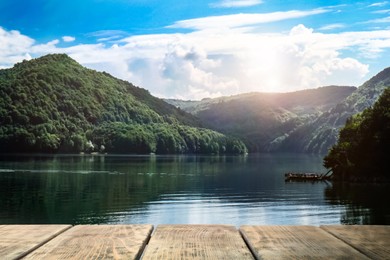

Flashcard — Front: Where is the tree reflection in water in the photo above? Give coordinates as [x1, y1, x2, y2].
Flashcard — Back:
[325, 183, 390, 224]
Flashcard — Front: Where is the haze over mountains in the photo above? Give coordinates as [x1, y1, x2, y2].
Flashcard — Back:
[0, 54, 388, 154]
[166, 68, 390, 153]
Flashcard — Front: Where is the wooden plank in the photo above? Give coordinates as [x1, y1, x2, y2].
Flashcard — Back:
[240, 225, 369, 260]
[142, 225, 254, 260]
[321, 225, 390, 260]
[0, 225, 71, 260]
[23, 225, 153, 260]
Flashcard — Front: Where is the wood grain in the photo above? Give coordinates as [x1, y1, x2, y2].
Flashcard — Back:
[240, 225, 369, 260]
[0, 225, 71, 260]
[321, 225, 390, 260]
[142, 224, 254, 260]
[23, 225, 153, 260]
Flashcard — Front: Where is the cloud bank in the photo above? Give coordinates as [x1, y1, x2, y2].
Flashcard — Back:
[1, 9, 390, 100]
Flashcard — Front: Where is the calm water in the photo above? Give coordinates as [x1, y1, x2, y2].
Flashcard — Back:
[0, 154, 389, 225]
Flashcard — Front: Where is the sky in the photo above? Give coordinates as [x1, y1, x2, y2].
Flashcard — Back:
[1, 0, 390, 100]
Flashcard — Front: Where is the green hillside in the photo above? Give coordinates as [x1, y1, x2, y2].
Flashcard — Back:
[167, 86, 356, 152]
[0, 54, 247, 154]
[282, 68, 390, 153]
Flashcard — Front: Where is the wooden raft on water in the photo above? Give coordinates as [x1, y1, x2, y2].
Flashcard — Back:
[285, 169, 333, 182]
[1, 224, 389, 259]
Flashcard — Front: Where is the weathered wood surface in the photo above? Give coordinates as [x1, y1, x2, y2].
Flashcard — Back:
[0, 225, 71, 260]
[321, 225, 390, 260]
[142, 225, 254, 260]
[23, 225, 153, 260]
[240, 225, 369, 259]
[1, 225, 390, 259]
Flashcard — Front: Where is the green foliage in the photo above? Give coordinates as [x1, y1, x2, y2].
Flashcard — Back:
[90, 122, 247, 154]
[0, 54, 246, 154]
[323, 87, 390, 180]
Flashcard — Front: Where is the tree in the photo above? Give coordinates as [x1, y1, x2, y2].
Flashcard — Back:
[323, 88, 390, 181]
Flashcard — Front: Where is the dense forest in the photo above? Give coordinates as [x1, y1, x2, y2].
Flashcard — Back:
[323, 88, 390, 181]
[0, 54, 247, 154]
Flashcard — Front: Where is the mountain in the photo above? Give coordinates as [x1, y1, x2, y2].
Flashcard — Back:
[166, 86, 357, 152]
[0, 54, 247, 154]
[281, 67, 390, 153]
[167, 67, 390, 154]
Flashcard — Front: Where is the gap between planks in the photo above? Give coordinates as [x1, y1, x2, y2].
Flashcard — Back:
[23, 225, 153, 260]
[320, 225, 390, 260]
[141, 224, 255, 260]
[240, 225, 371, 259]
[0, 225, 72, 260]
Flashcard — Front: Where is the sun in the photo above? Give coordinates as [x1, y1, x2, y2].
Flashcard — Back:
[264, 77, 282, 93]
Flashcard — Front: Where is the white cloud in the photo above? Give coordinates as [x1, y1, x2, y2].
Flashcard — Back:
[47, 39, 60, 45]
[87, 30, 129, 42]
[62, 36, 75, 42]
[368, 1, 388, 7]
[159, 43, 239, 99]
[318, 23, 345, 31]
[210, 0, 263, 8]
[88, 30, 128, 37]
[366, 16, 390, 23]
[168, 9, 329, 30]
[372, 9, 390, 13]
[0, 27, 34, 67]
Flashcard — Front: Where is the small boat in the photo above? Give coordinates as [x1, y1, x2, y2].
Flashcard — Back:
[285, 170, 332, 182]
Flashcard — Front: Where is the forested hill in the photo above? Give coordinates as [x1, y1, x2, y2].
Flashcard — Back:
[166, 86, 357, 153]
[0, 54, 247, 154]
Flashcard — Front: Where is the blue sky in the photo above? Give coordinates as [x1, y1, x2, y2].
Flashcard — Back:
[1, 0, 390, 99]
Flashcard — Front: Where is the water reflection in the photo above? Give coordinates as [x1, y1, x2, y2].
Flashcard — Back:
[0, 154, 388, 225]
[325, 183, 390, 224]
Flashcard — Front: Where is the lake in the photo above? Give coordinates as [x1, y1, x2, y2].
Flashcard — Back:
[0, 153, 389, 225]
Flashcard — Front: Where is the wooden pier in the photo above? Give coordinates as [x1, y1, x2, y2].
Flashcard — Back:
[1, 225, 389, 259]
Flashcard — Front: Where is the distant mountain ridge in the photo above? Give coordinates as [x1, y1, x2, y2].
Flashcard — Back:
[167, 86, 356, 115]
[166, 68, 390, 153]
